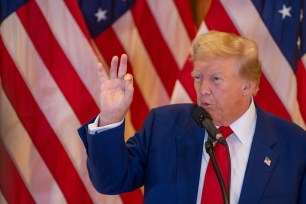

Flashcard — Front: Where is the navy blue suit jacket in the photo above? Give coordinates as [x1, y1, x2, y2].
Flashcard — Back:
[78, 104, 306, 203]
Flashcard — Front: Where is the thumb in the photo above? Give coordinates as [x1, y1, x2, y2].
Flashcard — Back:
[124, 73, 134, 99]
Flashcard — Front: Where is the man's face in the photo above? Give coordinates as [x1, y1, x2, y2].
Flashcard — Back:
[192, 57, 253, 126]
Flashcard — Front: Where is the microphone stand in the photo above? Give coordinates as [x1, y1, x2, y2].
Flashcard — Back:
[205, 139, 230, 204]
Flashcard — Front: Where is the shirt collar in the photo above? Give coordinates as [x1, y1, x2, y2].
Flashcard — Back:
[229, 98, 257, 144]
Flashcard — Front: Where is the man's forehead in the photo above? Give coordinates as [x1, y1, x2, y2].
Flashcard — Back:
[193, 58, 235, 69]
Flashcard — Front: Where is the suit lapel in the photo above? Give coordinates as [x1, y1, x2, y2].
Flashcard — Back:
[239, 108, 279, 204]
[176, 118, 204, 204]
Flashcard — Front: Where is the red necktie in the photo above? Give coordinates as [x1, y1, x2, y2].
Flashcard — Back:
[201, 126, 233, 204]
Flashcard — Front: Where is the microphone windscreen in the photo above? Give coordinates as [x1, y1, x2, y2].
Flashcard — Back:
[191, 106, 212, 127]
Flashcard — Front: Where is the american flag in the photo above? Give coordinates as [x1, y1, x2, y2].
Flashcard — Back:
[0, 0, 305, 204]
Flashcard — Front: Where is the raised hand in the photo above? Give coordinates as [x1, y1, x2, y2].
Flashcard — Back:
[97, 54, 134, 126]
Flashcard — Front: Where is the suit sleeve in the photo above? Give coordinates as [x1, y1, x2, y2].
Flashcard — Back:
[77, 111, 156, 194]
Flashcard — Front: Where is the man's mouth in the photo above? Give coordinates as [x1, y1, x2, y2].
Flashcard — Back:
[201, 102, 210, 107]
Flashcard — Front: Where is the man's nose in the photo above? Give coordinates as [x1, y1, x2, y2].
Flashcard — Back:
[200, 80, 211, 95]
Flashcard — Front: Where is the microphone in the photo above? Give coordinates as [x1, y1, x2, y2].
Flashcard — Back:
[191, 106, 227, 145]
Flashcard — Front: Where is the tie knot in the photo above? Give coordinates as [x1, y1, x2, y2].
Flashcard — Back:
[218, 126, 233, 138]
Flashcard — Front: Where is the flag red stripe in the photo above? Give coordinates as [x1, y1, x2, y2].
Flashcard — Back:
[173, 0, 197, 40]
[179, 59, 197, 102]
[131, 0, 179, 95]
[173, 0, 197, 103]
[296, 60, 306, 122]
[0, 139, 36, 204]
[95, 28, 149, 130]
[204, 0, 291, 121]
[254, 75, 291, 120]
[17, 1, 99, 124]
[205, 0, 239, 35]
[120, 191, 144, 204]
[0, 39, 93, 204]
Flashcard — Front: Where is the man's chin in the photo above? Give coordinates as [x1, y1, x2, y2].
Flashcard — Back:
[203, 108, 221, 124]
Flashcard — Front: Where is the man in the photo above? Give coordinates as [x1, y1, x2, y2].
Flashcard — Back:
[78, 31, 306, 203]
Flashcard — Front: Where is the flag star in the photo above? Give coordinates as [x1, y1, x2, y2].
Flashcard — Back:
[278, 4, 292, 20]
[95, 8, 107, 22]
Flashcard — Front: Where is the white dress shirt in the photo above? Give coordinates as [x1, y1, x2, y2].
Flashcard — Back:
[196, 100, 257, 204]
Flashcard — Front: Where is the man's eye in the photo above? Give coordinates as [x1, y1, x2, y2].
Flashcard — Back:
[211, 76, 223, 84]
[212, 76, 221, 81]
[193, 75, 201, 81]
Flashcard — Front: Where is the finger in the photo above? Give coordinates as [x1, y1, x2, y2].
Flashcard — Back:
[124, 73, 134, 100]
[118, 54, 128, 79]
[97, 63, 109, 83]
[109, 56, 118, 79]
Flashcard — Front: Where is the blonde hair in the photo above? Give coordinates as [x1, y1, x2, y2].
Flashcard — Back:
[190, 31, 261, 95]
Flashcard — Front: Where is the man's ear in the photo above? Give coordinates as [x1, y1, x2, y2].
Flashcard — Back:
[242, 80, 255, 96]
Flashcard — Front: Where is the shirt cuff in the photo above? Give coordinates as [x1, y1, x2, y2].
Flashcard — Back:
[88, 114, 124, 134]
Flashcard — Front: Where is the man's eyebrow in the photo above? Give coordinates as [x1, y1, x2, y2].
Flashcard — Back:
[191, 69, 201, 75]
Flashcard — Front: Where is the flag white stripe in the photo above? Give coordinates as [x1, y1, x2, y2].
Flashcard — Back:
[1, 13, 123, 203]
[35, 0, 100, 105]
[0, 191, 8, 204]
[222, 0, 306, 128]
[170, 80, 193, 104]
[0, 86, 67, 204]
[113, 11, 170, 108]
[197, 22, 209, 36]
[146, 0, 191, 68]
